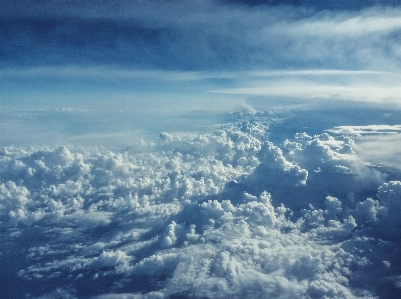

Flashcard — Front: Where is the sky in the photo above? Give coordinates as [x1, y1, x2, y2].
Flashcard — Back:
[1, 0, 401, 146]
[2, 0, 401, 112]
[1, 0, 401, 298]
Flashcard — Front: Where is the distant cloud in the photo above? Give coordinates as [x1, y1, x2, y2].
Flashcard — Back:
[329, 125, 401, 171]
[211, 82, 401, 103]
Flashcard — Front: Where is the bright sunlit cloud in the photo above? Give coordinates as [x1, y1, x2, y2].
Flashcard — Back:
[210, 81, 401, 102]
[209, 70, 401, 106]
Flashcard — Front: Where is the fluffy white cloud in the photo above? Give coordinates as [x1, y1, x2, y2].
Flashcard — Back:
[1, 110, 401, 298]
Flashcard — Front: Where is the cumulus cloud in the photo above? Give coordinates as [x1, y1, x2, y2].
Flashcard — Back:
[1, 110, 401, 298]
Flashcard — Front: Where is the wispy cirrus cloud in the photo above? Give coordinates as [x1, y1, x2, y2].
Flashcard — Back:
[2, 1, 401, 115]
[1, 2, 401, 71]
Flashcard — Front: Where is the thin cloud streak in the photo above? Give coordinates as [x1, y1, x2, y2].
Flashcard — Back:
[0, 66, 203, 82]
[210, 84, 401, 104]
[208, 69, 401, 105]
[1, 66, 398, 82]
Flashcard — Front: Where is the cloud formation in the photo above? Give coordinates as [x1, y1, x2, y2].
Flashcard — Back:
[1, 1, 401, 298]
[1, 110, 400, 298]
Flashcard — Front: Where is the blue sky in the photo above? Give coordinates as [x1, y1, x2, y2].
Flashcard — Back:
[1, 0, 401, 113]
[1, 0, 401, 148]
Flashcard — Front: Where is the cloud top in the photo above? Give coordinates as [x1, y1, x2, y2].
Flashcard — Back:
[1, 110, 401, 298]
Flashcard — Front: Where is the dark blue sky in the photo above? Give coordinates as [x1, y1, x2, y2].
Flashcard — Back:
[2, 0, 401, 71]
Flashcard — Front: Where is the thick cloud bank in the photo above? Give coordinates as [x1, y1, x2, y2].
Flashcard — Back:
[1, 111, 401, 298]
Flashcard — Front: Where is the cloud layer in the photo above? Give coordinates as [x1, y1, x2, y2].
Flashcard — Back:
[1, 110, 400, 298]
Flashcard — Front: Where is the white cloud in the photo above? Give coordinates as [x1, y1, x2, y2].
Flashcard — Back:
[328, 125, 401, 171]
[210, 80, 401, 104]
[89, 250, 132, 269]
[329, 125, 401, 136]
[1, 110, 401, 298]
